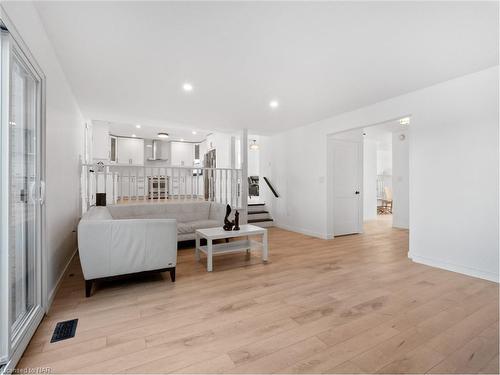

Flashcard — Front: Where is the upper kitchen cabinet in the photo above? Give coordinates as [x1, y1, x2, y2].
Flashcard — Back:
[116, 137, 144, 165]
[170, 141, 195, 166]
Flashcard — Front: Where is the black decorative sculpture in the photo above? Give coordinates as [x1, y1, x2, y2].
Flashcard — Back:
[233, 210, 240, 231]
[223, 204, 234, 231]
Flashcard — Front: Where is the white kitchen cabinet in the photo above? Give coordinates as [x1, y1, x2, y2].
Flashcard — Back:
[170, 142, 194, 166]
[118, 175, 146, 198]
[117, 137, 144, 165]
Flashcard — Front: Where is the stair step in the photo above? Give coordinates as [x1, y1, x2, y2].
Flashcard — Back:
[248, 218, 274, 223]
[248, 210, 268, 215]
[247, 212, 271, 220]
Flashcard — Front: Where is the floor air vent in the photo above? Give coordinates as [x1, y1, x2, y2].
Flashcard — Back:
[50, 319, 78, 343]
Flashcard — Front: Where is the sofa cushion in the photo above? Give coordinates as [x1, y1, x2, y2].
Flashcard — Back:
[190, 219, 220, 231]
[177, 219, 220, 235]
[174, 202, 211, 222]
[177, 222, 194, 234]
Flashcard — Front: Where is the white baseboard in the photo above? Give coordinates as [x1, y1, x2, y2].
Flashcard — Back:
[409, 253, 499, 283]
[275, 223, 330, 240]
[393, 224, 409, 229]
[46, 248, 78, 312]
[392, 220, 409, 229]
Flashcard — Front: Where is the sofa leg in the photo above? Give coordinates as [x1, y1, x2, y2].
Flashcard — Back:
[169, 268, 176, 282]
[85, 280, 93, 297]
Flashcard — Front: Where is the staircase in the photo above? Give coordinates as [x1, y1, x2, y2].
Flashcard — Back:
[247, 203, 274, 228]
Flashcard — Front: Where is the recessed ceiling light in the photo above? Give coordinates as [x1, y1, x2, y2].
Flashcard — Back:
[399, 117, 410, 125]
[183, 83, 193, 92]
[158, 132, 169, 138]
[269, 100, 279, 109]
[180, 138, 185, 142]
[132, 134, 137, 137]
[192, 130, 197, 135]
[135, 124, 141, 128]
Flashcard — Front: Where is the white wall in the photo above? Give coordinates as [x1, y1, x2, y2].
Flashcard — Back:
[392, 131, 409, 228]
[263, 66, 499, 281]
[363, 139, 378, 221]
[2, 2, 86, 304]
[91, 121, 109, 161]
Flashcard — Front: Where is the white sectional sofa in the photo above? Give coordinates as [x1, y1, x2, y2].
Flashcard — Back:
[77, 201, 226, 296]
[107, 201, 226, 241]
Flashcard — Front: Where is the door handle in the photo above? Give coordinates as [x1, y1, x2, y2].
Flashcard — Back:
[355, 191, 360, 195]
[29, 181, 36, 203]
[39, 181, 46, 205]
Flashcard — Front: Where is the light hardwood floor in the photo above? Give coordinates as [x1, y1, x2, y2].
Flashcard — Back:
[18, 218, 498, 374]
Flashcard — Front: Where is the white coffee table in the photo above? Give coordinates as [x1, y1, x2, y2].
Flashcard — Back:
[195, 224, 268, 272]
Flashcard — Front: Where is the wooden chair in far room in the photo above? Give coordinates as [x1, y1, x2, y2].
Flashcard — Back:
[380, 186, 393, 214]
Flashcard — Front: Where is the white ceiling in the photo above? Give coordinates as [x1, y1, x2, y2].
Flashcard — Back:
[35, 1, 498, 134]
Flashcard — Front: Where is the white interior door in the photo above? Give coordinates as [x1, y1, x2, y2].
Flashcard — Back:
[332, 138, 363, 236]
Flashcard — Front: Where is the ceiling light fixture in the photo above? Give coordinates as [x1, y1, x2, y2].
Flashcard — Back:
[192, 130, 197, 135]
[136, 124, 141, 128]
[158, 132, 169, 138]
[269, 100, 279, 109]
[249, 139, 259, 151]
[180, 138, 185, 142]
[399, 117, 410, 125]
[183, 83, 193, 92]
[131, 134, 137, 137]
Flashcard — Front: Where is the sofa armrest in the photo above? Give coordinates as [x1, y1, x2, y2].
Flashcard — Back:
[78, 218, 177, 280]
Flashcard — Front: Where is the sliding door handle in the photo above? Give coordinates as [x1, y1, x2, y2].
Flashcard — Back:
[39, 181, 46, 205]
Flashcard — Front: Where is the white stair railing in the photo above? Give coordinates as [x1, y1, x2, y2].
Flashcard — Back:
[81, 164, 242, 211]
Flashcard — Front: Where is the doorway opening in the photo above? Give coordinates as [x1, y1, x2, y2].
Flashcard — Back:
[327, 117, 409, 237]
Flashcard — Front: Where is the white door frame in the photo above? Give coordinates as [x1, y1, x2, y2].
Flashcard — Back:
[0, 8, 47, 373]
[326, 115, 411, 239]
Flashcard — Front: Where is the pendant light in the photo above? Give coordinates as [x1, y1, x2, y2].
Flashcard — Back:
[249, 139, 259, 150]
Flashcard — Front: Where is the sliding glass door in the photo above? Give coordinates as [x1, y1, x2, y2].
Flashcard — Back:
[0, 25, 45, 370]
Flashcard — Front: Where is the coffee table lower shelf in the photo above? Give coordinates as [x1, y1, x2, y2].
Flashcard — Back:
[197, 239, 262, 256]
[195, 225, 269, 272]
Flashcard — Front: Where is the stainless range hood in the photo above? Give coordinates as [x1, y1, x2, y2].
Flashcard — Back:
[147, 139, 168, 161]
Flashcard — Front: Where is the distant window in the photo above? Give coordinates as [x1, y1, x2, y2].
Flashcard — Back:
[110, 136, 116, 162]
